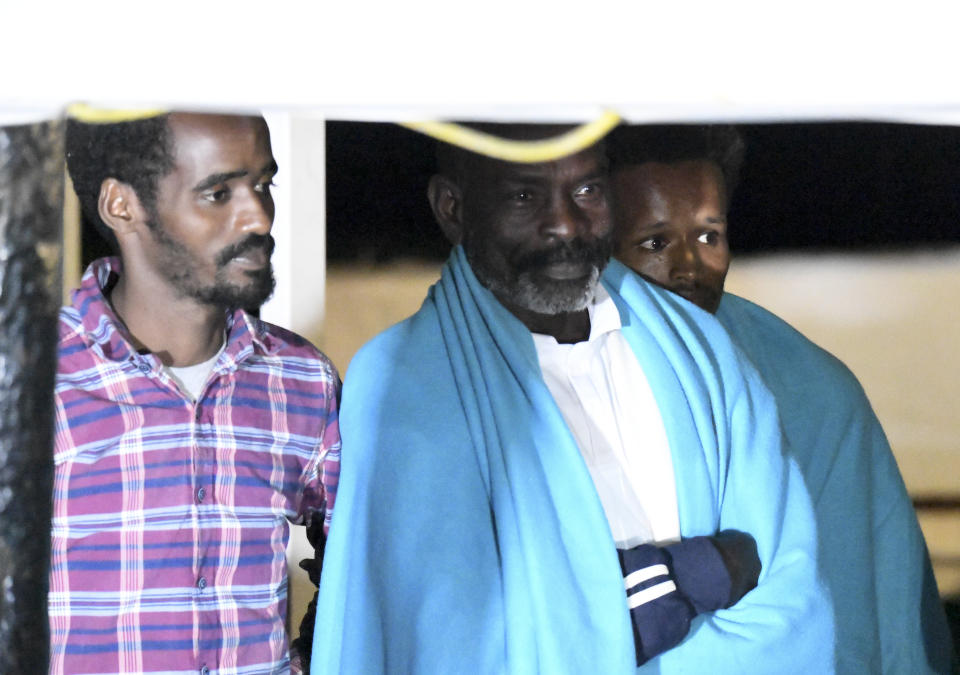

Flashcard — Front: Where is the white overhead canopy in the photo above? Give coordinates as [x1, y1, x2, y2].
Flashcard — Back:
[3, 0, 959, 126]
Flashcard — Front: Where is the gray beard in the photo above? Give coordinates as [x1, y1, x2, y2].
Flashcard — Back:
[470, 257, 601, 315]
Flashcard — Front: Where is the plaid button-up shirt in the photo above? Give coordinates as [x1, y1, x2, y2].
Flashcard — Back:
[49, 258, 341, 675]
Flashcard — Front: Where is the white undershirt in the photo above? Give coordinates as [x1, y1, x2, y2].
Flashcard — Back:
[165, 339, 226, 402]
[532, 286, 680, 548]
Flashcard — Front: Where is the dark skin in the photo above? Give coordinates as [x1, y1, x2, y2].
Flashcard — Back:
[611, 160, 730, 314]
[99, 113, 277, 366]
[429, 145, 612, 343]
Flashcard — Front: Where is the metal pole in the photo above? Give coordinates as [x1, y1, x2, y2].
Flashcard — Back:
[0, 119, 63, 674]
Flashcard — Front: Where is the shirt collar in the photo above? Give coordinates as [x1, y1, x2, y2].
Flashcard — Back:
[71, 257, 279, 364]
[587, 283, 622, 340]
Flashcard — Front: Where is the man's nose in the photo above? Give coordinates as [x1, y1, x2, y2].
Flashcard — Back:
[236, 188, 274, 235]
[669, 242, 701, 279]
[542, 195, 588, 241]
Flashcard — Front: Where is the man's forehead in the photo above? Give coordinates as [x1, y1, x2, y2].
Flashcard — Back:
[167, 113, 271, 152]
[614, 160, 721, 190]
[471, 145, 607, 183]
[164, 112, 273, 179]
[613, 160, 728, 216]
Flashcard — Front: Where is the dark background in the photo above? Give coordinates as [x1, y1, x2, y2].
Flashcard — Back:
[81, 120, 960, 265]
[324, 120, 960, 262]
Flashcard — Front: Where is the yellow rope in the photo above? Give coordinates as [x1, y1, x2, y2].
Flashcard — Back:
[66, 103, 168, 123]
[400, 110, 621, 163]
[63, 104, 620, 163]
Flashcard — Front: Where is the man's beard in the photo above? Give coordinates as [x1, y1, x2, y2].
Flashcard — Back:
[468, 237, 612, 315]
[148, 221, 276, 310]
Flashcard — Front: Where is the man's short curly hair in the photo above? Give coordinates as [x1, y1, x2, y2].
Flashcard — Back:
[65, 115, 176, 250]
[606, 124, 745, 199]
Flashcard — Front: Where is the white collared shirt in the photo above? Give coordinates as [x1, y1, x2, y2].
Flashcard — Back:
[532, 285, 680, 548]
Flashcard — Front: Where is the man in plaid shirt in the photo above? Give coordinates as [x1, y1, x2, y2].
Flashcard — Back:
[51, 112, 340, 674]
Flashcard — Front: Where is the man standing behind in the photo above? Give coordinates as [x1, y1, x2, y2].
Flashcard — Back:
[609, 123, 955, 673]
[313, 125, 832, 673]
[52, 112, 341, 674]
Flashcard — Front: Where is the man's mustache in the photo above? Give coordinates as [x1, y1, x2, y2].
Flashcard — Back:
[515, 238, 612, 275]
[216, 234, 275, 267]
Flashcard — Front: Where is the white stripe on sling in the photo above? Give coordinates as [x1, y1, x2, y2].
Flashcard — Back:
[627, 580, 677, 609]
[624, 563, 669, 591]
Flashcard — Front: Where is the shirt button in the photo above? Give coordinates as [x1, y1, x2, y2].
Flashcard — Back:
[200, 667, 210, 675]
[138, 361, 150, 373]
[197, 576, 207, 590]
[195, 407, 202, 421]
[196, 486, 206, 502]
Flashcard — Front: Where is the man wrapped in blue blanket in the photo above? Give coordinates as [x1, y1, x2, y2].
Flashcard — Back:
[608, 123, 955, 673]
[312, 125, 834, 673]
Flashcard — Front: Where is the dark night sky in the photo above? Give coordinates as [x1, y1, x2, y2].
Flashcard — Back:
[324, 120, 960, 262]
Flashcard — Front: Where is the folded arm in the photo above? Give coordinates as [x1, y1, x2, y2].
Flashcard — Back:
[618, 531, 760, 665]
[639, 375, 834, 673]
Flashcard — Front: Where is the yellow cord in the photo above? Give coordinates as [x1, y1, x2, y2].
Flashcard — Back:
[400, 110, 621, 163]
[63, 104, 620, 163]
[66, 103, 168, 123]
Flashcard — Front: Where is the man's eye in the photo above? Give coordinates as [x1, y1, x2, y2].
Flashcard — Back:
[254, 180, 277, 194]
[698, 231, 719, 245]
[640, 237, 667, 252]
[575, 182, 605, 203]
[511, 190, 533, 202]
[204, 187, 230, 203]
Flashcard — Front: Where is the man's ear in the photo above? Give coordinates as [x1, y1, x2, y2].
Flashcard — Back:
[97, 178, 148, 239]
[428, 174, 464, 245]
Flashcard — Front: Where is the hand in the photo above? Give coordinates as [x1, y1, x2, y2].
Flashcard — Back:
[710, 529, 761, 607]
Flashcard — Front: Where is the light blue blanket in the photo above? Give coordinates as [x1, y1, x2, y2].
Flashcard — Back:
[716, 293, 954, 674]
[313, 249, 833, 674]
